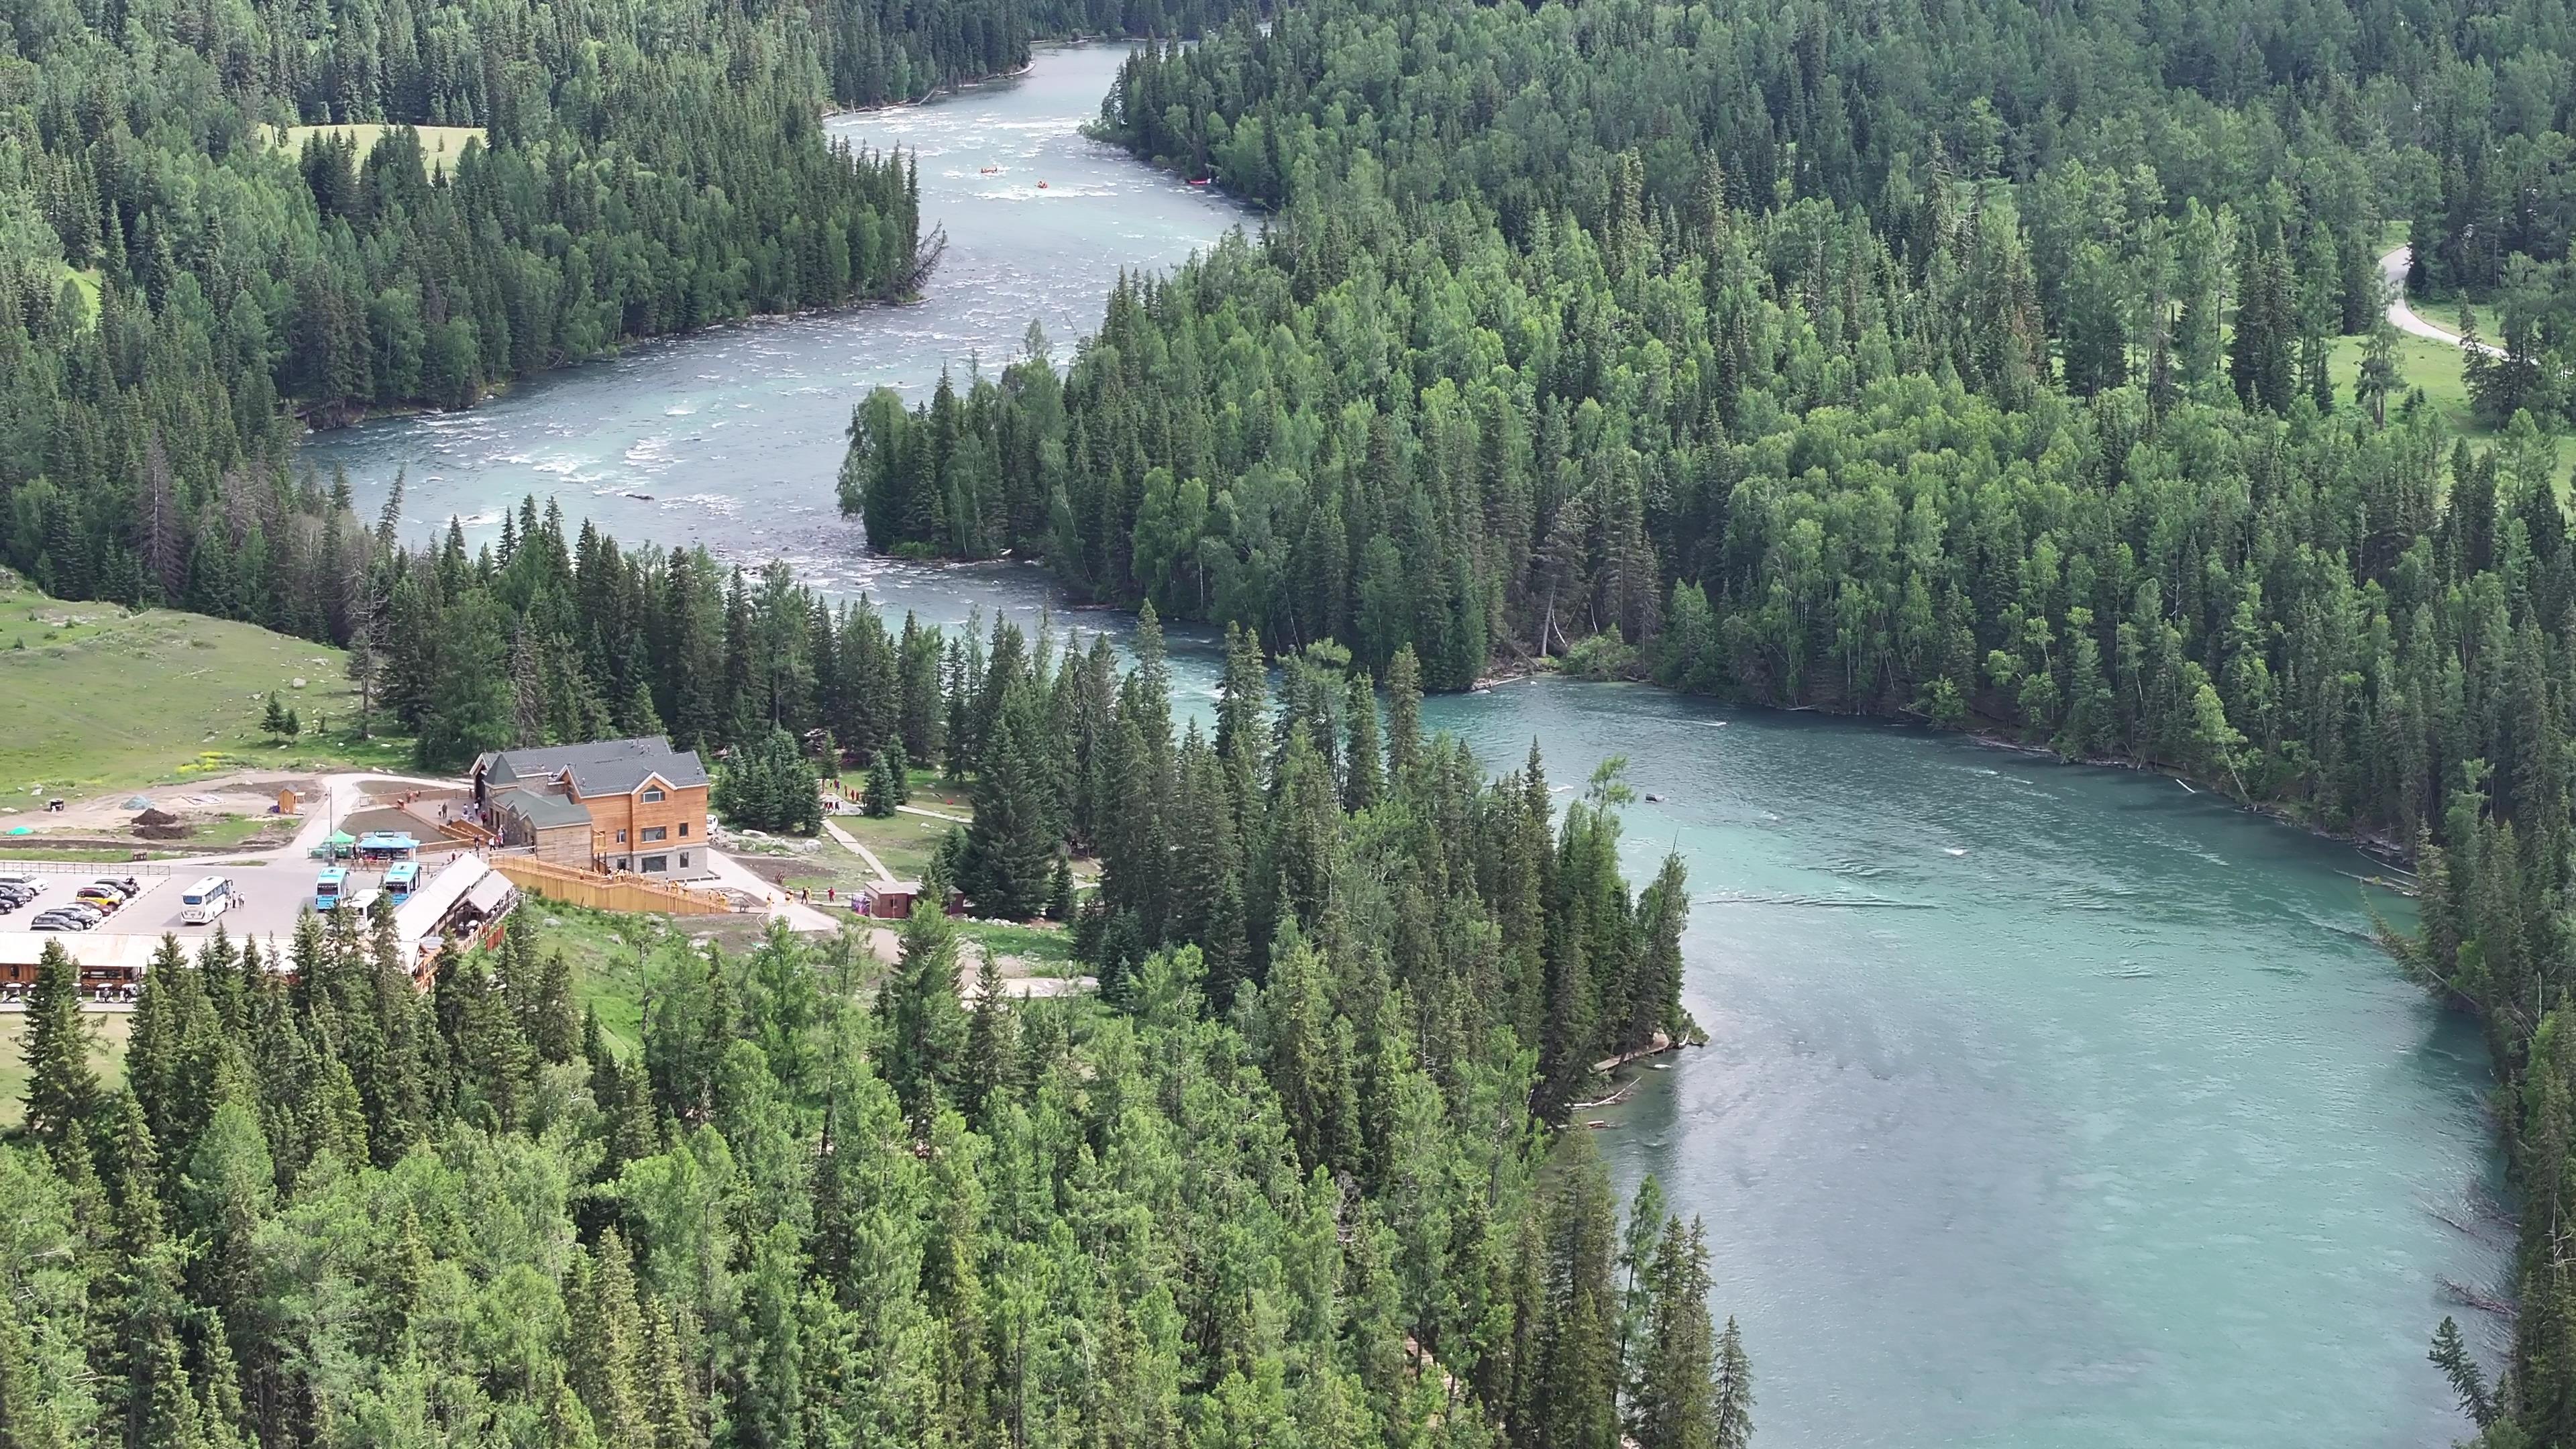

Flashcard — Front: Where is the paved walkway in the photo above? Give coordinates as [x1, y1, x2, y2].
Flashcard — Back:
[821, 820, 900, 888]
[2378, 246, 2504, 357]
[896, 803, 971, 824]
[698, 849, 842, 933]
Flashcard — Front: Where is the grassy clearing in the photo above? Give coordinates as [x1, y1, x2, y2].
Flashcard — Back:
[954, 918, 1076, 971]
[830, 809, 960, 881]
[0, 582, 415, 797]
[513, 904, 653, 1056]
[262, 123, 486, 180]
[826, 766, 973, 811]
[0, 1012, 131, 1130]
[496, 902, 810, 1058]
[2325, 328, 2576, 493]
[189, 815, 294, 849]
[54, 264, 100, 327]
[775, 832, 1078, 973]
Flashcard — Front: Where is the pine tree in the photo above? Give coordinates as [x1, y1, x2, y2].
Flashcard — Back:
[571, 1230, 653, 1448]
[960, 947, 1016, 1127]
[1521, 1130, 1622, 1449]
[864, 744, 906, 817]
[959, 686, 1057, 918]
[2430, 1316, 2498, 1430]
[1343, 669, 1383, 813]
[1384, 644, 1424, 782]
[1713, 1315, 1755, 1449]
[19, 940, 100, 1159]
[2059, 241, 2129, 397]
[1633, 1217, 1723, 1449]
[1264, 924, 1356, 1169]
[875, 900, 967, 1122]
[1216, 622, 1265, 767]
[1045, 852, 1075, 922]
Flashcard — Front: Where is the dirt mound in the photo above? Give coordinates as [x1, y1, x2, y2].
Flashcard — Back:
[132, 808, 180, 826]
[133, 823, 193, 841]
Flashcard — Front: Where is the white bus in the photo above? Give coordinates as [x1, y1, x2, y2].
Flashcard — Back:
[180, 876, 235, 924]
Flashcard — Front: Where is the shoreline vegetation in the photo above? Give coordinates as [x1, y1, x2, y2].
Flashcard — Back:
[11, 0, 2576, 1440]
[831, 7, 2576, 1439]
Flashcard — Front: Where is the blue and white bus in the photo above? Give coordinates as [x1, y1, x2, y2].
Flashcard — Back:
[314, 867, 348, 910]
[384, 861, 421, 902]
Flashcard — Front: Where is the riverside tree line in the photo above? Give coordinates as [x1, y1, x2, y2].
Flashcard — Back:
[833, 0, 2576, 1437]
[3, 597, 1745, 1448]
[0, 0, 1267, 610]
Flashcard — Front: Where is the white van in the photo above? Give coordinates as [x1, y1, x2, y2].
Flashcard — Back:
[179, 876, 235, 924]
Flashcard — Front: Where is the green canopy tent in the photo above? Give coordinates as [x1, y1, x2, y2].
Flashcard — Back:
[309, 830, 358, 859]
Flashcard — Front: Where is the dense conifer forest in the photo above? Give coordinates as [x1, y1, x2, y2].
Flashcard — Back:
[3, 583, 1737, 1447]
[13, 0, 2576, 1437]
[828, 0, 2576, 1438]
[0, 0, 1264, 610]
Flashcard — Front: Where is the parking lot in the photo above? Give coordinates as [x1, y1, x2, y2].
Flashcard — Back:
[1, 860, 401, 952]
[0, 866, 174, 932]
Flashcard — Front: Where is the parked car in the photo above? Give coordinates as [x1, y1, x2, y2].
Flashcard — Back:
[42, 902, 104, 924]
[30, 914, 93, 932]
[72, 891, 122, 913]
[89, 877, 142, 898]
[0, 884, 39, 906]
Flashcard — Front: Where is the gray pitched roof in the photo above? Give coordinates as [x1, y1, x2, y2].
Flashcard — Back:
[478, 735, 709, 796]
[490, 786, 593, 829]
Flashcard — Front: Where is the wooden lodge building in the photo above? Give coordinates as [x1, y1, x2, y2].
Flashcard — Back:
[471, 736, 716, 881]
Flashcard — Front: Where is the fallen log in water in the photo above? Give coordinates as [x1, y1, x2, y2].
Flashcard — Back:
[2440, 1276, 2515, 1319]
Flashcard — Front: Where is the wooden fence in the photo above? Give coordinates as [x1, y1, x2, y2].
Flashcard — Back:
[489, 855, 733, 916]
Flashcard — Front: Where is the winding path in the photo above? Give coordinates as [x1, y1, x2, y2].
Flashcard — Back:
[2377, 246, 2503, 357]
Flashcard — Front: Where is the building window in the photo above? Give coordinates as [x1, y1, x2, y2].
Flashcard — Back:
[643, 788, 665, 803]
[679, 822, 690, 837]
[641, 826, 668, 843]
[643, 855, 669, 873]
[679, 853, 691, 869]
[615, 829, 627, 843]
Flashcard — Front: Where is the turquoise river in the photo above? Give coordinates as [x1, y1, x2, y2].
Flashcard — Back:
[305, 43, 2512, 1449]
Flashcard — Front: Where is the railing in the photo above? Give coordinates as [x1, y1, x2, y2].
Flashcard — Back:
[0, 859, 177, 877]
[488, 855, 732, 916]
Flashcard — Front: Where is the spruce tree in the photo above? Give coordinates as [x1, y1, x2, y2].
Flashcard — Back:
[1634, 1216, 1723, 1449]
[1523, 1130, 1622, 1449]
[1384, 644, 1424, 782]
[875, 901, 967, 1122]
[959, 686, 1057, 918]
[864, 745, 904, 817]
[1713, 1314, 1755, 1449]
[570, 1231, 653, 1447]
[1344, 669, 1383, 813]
[960, 948, 1016, 1127]
[1045, 852, 1075, 922]
[1215, 623, 1265, 767]
[19, 940, 100, 1159]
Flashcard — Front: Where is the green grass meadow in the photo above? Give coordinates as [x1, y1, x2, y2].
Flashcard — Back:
[0, 583, 415, 797]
